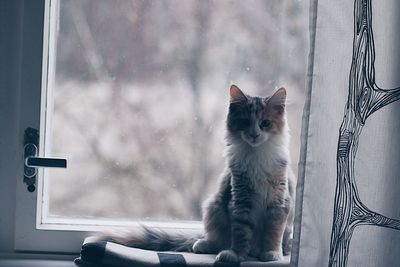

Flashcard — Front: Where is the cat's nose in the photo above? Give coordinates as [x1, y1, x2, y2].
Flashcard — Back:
[250, 133, 260, 139]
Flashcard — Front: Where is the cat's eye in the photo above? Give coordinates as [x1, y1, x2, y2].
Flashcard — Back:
[260, 119, 271, 129]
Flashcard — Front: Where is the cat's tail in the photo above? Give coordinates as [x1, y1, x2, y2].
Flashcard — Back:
[93, 226, 202, 252]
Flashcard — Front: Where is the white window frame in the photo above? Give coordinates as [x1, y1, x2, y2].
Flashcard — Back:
[13, 0, 202, 254]
[13, 0, 87, 254]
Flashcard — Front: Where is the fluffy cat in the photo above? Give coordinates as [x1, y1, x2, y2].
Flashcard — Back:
[95, 85, 295, 263]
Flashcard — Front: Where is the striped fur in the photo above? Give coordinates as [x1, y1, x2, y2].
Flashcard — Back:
[92, 226, 201, 252]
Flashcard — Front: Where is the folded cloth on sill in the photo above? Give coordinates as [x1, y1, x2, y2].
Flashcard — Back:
[74, 238, 290, 267]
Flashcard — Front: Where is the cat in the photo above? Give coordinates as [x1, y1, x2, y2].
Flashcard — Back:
[191, 85, 295, 262]
[95, 85, 295, 263]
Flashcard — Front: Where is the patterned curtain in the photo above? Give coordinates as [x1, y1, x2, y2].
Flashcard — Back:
[292, 0, 400, 266]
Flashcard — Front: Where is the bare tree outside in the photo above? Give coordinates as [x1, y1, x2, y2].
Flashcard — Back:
[46, 0, 308, 223]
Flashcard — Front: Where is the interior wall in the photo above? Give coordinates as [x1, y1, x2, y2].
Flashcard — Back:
[0, 0, 24, 253]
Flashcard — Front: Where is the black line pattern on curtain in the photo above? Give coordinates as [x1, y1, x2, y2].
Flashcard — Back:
[328, 0, 400, 266]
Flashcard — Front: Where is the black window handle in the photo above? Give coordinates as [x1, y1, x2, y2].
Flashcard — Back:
[25, 156, 67, 168]
[23, 128, 68, 192]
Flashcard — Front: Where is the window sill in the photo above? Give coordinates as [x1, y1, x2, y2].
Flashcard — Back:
[0, 253, 77, 267]
[0, 259, 75, 267]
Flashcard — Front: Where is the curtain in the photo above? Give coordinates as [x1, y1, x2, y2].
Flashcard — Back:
[291, 0, 400, 266]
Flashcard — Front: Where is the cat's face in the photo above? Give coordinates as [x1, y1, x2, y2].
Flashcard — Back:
[227, 85, 286, 147]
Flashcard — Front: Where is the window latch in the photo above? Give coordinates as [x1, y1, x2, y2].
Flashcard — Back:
[24, 127, 67, 192]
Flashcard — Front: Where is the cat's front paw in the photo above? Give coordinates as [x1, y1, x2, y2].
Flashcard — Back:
[192, 239, 209, 254]
[216, 249, 245, 262]
[259, 250, 283, 262]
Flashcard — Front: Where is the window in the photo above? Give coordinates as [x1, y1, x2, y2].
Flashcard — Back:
[14, 0, 307, 253]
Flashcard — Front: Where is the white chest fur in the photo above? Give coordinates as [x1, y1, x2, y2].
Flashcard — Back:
[227, 133, 290, 204]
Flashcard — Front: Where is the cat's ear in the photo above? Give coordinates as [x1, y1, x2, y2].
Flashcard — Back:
[230, 85, 247, 103]
[266, 87, 286, 114]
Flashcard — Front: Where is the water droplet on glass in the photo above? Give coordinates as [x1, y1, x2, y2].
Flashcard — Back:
[246, 66, 251, 71]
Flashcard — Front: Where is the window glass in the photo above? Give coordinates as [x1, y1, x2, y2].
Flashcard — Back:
[45, 0, 307, 224]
